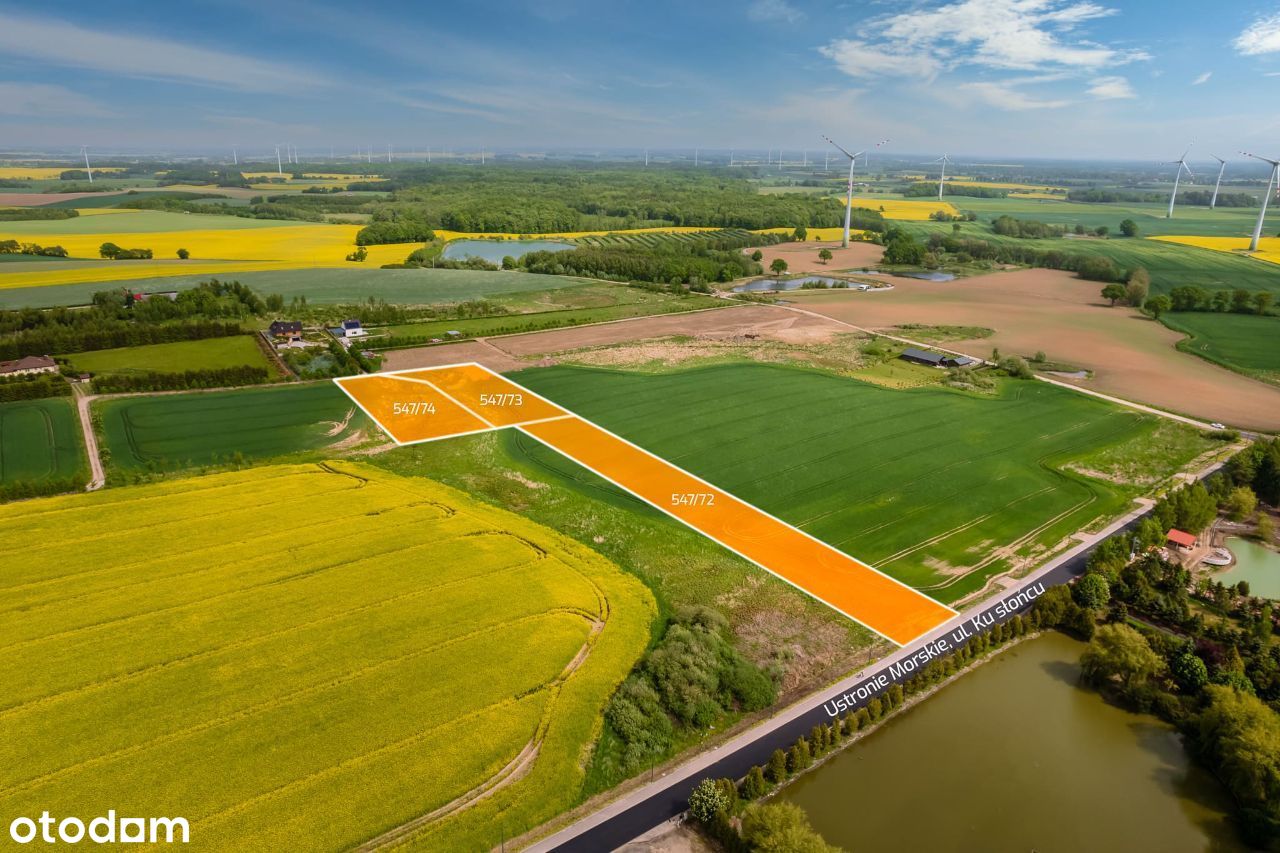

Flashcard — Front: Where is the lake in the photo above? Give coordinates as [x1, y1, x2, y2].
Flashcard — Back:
[1216, 536, 1280, 599]
[733, 275, 852, 292]
[781, 632, 1242, 852]
[441, 239, 574, 263]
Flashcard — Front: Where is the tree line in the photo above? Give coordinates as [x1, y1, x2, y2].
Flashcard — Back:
[91, 365, 270, 394]
[1168, 286, 1274, 316]
[0, 240, 68, 257]
[0, 373, 71, 402]
[0, 207, 78, 221]
[0, 320, 246, 361]
[1068, 188, 1259, 207]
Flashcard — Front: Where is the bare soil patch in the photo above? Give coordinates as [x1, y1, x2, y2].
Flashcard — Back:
[746, 240, 883, 274]
[0, 192, 105, 206]
[378, 339, 522, 373]
[791, 268, 1280, 431]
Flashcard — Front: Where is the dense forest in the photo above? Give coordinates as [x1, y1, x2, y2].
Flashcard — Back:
[347, 165, 848, 242]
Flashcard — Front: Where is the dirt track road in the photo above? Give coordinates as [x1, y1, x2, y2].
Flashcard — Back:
[72, 385, 104, 491]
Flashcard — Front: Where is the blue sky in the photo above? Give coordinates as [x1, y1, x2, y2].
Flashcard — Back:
[2, 0, 1279, 160]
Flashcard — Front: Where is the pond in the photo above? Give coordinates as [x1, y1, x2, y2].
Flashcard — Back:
[781, 632, 1243, 852]
[898, 270, 956, 281]
[1215, 536, 1280, 599]
[732, 275, 852, 292]
[441, 239, 574, 264]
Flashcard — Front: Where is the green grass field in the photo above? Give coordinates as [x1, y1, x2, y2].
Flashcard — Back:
[511, 363, 1214, 602]
[0, 267, 597, 309]
[66, 335, 278, 376]
[0, 462, 652, 851]
[0, 397, 84, 486]
[96, 382, 367, 472]
[1161, 312, 1280, 383]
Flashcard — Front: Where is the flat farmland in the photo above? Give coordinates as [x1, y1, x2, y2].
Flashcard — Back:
[66, 335, 278, 376]
[96, 382, 367, 471]
[0, 397, 84, 486]
[1161, 312, 1280, 383]
[790, 268, 1280, 430]
[512, 363, 1211, 602]
[0, 462, 652, 851]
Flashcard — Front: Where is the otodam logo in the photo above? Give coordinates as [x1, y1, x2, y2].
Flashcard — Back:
[9, 812, 189, 845]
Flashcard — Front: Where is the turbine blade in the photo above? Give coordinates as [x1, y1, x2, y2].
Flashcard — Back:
[821, 135, 857, 160]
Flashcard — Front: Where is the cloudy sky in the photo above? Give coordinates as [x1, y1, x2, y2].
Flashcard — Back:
[2, 0, 1279, 160]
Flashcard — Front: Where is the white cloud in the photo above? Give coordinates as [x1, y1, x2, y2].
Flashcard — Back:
[1235, 12, 1280, 55]
[747, 0, 805, 24]
[0, 82, 113, 117]
[0, 13, 328, 92]
[818, 40, 941, 78]
[1191, 71, 1212, 85]
[821, 0, 1147, 80]
[957, 80, 1071, 109]
[1086, 75, 1136, 99]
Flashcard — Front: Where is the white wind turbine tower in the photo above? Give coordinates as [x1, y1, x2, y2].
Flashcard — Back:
[1241, 151, 1280, 252]
[865, 139, 889, 173]
[822, 135, 868, 248]
[1164, 145, 1194, 218]
[1209, 155, 1226, 209]
[232, 146, 238, 166]
[275, 145, 283, 174]
[387, 144, 392, 163]
[933, 153, 951, 200]
[79, 146, 93, 183]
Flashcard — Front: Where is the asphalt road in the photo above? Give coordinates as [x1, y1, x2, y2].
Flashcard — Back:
[544, 508, 1157, 852]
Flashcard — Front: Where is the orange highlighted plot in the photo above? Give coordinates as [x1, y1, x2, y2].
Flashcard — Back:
[334, 374, 491, 444]
[335, 363, 955, 644]
[519, 417, 953, 645]
[402, 364, 567, 427]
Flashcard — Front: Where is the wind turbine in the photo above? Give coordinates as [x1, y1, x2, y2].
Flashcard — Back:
[387, 144, 392, 163]
[80, 146, 93, 183]
[1241, 151, 1280, 252]
[232, 146, 238, 166]
[275, 145, 283, 174]
[1164, 145, 1194, 218]
[933, 154, 952, 200]
[865, 139, 890, 172]
[822, 135, 867, 248]
[1209, 155, 1226, 209]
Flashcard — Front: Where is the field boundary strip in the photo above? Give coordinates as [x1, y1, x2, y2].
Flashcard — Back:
[334, 364, 956, 646]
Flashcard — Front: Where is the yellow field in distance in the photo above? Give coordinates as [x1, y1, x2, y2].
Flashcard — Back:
[1151, 234, 1280, 266]
[843, 196, 960, 220]
[0, 167, 125, 179]
[0, 461, 653, 851]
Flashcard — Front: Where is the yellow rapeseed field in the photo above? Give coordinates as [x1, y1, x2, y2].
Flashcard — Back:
[0, 461, 654, 852]
[844, 196, 960, 220]
[1151, 235, 1280, 266]
[947, 180, 1068, 193]
[0, 166, 124, 179]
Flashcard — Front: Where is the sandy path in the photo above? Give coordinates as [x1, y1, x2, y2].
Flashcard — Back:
[790, 268, 1280, 431]
[71, 385, 105, 491]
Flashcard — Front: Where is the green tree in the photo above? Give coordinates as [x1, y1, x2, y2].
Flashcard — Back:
[1226, 486, 1258, 521]
[1080, 623, 1164, 691]
[741, 765, 768, 800]
[1257, 513, 1275, 544]
[687, 777, 728, 823]
[751, 249, 763, 262]
[1119, 218, 1139, 237]
[1172, 649, 1210, 693]
[99, 242, 121, 259]
[1146, 294, 1172, 319]
[794, 225, 808, 241]
[1101, 283, 1126, 306]
[788, 737, 812, 773]
[770, 258, 788, 276]
[1255, 291, 1274, 315]
[766, 748, 788, 784]
[740, 802, 844, 853]
[1094, 225, 1110, 237]
[818, 248, 833, 264]
[1074, 573, 1111, 611]
[176, 247, 190, 260]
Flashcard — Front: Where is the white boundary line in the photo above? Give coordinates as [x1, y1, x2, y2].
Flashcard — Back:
[335, 362, 959, 645]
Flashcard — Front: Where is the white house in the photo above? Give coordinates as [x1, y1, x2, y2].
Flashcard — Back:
[331, 319, 367, 339]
